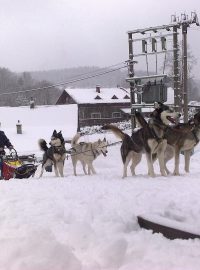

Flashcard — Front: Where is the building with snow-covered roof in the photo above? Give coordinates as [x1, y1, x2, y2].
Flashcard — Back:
[63, 86, 130, 129]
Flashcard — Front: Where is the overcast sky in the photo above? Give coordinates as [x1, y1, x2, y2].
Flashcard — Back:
[0, 0, 200, 78]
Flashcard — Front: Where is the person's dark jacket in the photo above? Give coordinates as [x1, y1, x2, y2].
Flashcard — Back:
[0, 131, 13, 150]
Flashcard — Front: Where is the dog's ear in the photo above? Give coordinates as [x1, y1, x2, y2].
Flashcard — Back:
[154, 102, 159, 109]
[58, 131, 64, 143]
[150, 110, 158, 118]
[52, 130, 57, 136]
[103, 137, 106, 142]
[58, 131, 63, 139]
[157, 102, 167, 110]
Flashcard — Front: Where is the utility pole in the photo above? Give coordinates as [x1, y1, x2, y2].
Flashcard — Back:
[128, 32, 136, 131]
[77, 105, 80, 132]
[172, 21, 181, 113]
[180, 12, 199, 122]
[182, 20, 188, 122]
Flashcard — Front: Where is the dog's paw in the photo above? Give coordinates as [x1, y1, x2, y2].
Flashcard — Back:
[173, 171, 180, 176]
[161, 171, 167, 177]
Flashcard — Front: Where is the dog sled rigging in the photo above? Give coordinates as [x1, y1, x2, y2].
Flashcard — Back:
[65, 140, 122, 158]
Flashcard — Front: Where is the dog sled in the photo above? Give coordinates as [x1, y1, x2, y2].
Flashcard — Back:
[137, 214, 200, 240]
[0, 149, 37, 180]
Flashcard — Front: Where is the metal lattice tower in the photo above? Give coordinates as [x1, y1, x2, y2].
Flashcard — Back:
[127, 12, 199, 129]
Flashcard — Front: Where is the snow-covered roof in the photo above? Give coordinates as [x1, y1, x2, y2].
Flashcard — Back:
[65, 87, 130, 104]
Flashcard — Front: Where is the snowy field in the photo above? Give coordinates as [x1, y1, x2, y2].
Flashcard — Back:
[1, 105, 200, 270]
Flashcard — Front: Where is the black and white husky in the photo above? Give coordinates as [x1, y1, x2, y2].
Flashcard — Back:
[70, 133, 108, 176]
[102, 102, 180, 178]
[154, 109, 200, 175]
[38, 130, 66, 177]
[136, 105, 200, 175]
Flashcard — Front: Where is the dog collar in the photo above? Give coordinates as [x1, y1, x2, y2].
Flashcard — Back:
[53, 145, 66, 154]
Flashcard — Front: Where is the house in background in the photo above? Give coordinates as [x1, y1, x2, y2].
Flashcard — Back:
[59, 86, 130, 130]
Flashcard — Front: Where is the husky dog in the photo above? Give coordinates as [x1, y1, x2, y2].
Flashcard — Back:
[70, 133, 108, 176]
[102, 102, 180, 178]
[160, 109, 200, 175]
[136, 103, 200, 175]
[38, 130, 66, 177]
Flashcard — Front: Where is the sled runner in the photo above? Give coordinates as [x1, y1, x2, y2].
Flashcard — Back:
[0, 149, 37, 180]
[137, 215, 200, 240]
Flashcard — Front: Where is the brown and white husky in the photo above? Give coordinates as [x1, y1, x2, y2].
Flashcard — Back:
[70, 133, 108, 176]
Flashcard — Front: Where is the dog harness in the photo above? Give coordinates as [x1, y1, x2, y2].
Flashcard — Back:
[69, 144, 101, 158]
[148, 119, 166, 142]
[52, 145, 66, 155]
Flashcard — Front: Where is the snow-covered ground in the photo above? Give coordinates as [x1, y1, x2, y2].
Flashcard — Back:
[1, 104, 200, 270]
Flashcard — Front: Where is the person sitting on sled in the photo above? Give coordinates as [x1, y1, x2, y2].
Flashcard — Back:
[0, 130, 14, 156]
[0, 131, 14, 179]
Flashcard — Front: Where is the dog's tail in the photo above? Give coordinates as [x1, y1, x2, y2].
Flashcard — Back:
[38, 139, 49, 152]
[101, 124, 126, 140]
[135, 111, 149, 129]
[71, 133, 81, 146]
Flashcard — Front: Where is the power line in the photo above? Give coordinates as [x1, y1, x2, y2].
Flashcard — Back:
[0, 61, 129, 97]
[0, 61, 127, 95]
[53, 61, 128, 80]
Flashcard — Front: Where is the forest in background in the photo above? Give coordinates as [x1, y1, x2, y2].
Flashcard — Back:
[0, 67, 62, 106]
[0, 66, 199, 106]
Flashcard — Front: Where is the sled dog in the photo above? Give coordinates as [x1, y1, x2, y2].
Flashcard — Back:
[135, 103, 200, 175]
[102, 102, 180, 178]
[70, 133, 108, 176]
[160, 109, 200, 175]
[38, 130, 66, 177]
